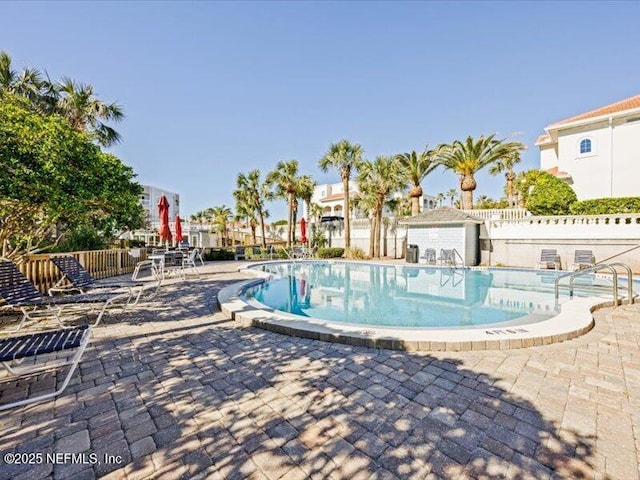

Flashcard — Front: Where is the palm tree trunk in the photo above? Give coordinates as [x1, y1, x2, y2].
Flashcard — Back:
[342, 177, 351, 248]
[376, 209, 383, 258]
[368, 215, 375, 258]
[259, 210, 267, 249]
[287, 194, 293, 248]
[410, 196, 420, 216]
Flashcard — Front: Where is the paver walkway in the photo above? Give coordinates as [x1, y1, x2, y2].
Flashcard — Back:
[0, 261, 639, 479]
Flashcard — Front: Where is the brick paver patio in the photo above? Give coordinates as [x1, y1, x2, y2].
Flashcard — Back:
[1, 261, 639, 479]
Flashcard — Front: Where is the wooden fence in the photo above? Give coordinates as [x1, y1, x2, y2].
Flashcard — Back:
[18, 248, 149, 293]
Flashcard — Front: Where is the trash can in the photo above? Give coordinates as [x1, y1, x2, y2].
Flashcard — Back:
[406, 244, 418, 263]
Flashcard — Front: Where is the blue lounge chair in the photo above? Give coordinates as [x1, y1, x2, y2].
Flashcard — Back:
[0, 259, 128, 330]
[50, 255, 149, 305]
[0, 325, 92, 411]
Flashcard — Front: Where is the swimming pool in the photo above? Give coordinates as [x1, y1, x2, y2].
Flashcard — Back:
[218, 261, 616, 351]
[245, 261, 611, 328]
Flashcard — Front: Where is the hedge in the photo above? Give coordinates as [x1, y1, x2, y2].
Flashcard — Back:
[570, 197, 640, 215]
[317, 247, 345, 259]
[525, 172, 577, 215]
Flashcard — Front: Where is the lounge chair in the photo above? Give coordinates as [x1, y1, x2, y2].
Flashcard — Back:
[234, 246, 246, 261]
[536, 249, 561, 270]
[50, 256, 149, 305]
[0, 325, 91, 411]
[420, 248, 437, 264]
[572, 250, 596, 271]
[0, 259, 128, 330]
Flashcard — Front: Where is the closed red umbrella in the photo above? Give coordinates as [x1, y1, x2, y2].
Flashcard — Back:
[158, 195, 172, 246]
[175, 215, 183, 244]
[300, 218, 307, 244]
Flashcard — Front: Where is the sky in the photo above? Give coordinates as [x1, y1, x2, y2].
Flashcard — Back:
[3, 1, 640, 220]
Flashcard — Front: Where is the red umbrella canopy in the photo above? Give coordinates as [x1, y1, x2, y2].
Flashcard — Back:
[300, 218, 307, 244]
[158, 195, 172, 243]
[174, 215, 183, 243]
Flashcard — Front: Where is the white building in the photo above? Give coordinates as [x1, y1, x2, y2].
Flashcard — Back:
[139, 185, 180, 223]
[536, 93, 640, 200]
[304, 182, 437, 220]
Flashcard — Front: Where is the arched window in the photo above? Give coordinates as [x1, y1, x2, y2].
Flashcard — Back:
[579, 138, 592, 154]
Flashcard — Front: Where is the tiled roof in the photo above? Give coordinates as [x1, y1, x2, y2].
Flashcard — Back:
[535, 133, 552, 146]
[319, 191, 358, 202]
[545, 167, 572, 179]
[400, 207, 484, 225]
[549, 94, 640, 128]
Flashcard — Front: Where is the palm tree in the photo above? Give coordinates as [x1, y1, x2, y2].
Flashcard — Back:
[210, 205, 232, 246]
[0, 51, 52, 112]
[55, 77, 124, 147]
[266, 160, 303, 247]
[394, 146, 441, 216]
[438, 135, 526, 210]
[356, 156, 405, 258]
[446, 188, 458, 207]
[489, 149, 524, 208]
[234, 170, 271, 248]
[318, 139, 364, 248]
[436, 192, 445, 207]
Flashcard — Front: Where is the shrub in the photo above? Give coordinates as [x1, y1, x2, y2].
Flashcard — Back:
[525, 172, 577, 215]
[53, 224, 108, 252]
[344, 246, 367, 259]
[317, 247, 345, 259]
[204, 248, 235, 261]
[570, 197, 640, 215]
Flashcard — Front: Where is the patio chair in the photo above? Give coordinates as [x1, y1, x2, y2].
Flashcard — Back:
[536, 249, 561, 270]
[438, 249, 455, 266]
[420, 248, 437, 264]
[50, 256, 150, 306]
[194, 247, 205, 266]
[234, 246, 246, 261]
[0, 259, 128, 331]
[0, 325, 92, 411]
[182, 249, 201, 277]
[128, 248, 156, 282]
[572, 250, 596, 271]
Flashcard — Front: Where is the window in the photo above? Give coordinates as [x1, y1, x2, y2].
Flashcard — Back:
[579, 138, 592, 154]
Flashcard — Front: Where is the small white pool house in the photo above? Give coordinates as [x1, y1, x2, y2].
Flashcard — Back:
[400, 207, 484, 266]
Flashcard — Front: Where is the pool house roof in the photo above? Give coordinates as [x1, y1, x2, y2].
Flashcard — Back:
[399, 207, 484, 225]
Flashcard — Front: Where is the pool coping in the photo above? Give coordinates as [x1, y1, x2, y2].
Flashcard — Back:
[217, 261, 612, 351]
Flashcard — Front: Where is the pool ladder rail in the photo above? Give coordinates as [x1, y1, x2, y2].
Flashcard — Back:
[554, 262, 635, 306]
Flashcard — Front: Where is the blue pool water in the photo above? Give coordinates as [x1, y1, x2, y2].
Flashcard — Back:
[243, 261, 613, 329]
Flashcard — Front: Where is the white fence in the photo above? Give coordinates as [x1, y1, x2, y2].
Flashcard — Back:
[461, 208, 530, 221]
[488, 213, 640, 240]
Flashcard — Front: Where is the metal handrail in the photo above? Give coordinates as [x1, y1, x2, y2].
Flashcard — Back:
[554, 262, 634, 306]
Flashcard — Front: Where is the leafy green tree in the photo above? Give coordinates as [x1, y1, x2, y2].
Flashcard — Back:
[1, 51, 123, 146]
[318, 139, 364, 248]
[438, 135, 526, 210]
[525, 172, 577, 215]
[513, 169, 544, 207]
[357, 156, 405, 258]
[394, 146, 441, 216]
[0, 94, 143, 260]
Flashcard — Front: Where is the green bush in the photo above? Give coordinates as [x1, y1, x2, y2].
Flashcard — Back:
[525, 172, 577, 215]
[53, 224, 108, 252]
[570, 197, 640, 215]
[317, 247, 345, 259]
[344, 246, 367, 259]
[204, 248, 235, 261]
